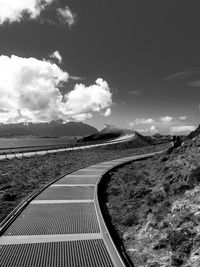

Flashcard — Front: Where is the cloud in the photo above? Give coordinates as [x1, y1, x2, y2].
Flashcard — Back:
[160, 116, 173, 122]
[136, 128, 148, 133]
[129, 90, 141, 96]
[0, 55, 112, 123]
[179, 116, 187, 120]
[165, 71, 200, 80]
[50, 51, 62, 64]
[62, 78, 112, 119]
[149, 125, 158, 133]
[171, 126, 196, 134]
[57, 6, 76, 27]
[0, 1, 76, 27]
[70, 75, 84, 81]
[130, 118, 154, 127]
[188, 80, 200, 87]
[136, 125, 158, 134]
[103, 108, 111, 117]
[0, 0, 54, 24]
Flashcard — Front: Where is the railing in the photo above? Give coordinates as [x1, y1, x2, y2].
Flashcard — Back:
[0, 135, 133, 156]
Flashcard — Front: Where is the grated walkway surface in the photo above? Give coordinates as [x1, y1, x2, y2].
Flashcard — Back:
[0, 153, 157, 266]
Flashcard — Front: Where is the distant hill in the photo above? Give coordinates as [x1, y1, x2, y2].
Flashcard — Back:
[79, 125, 133, 143]
[79, 124, 151, 148]
[0, 120, 98, 137]
[78, 132, 121, 142]
[100, 125, 133, 135]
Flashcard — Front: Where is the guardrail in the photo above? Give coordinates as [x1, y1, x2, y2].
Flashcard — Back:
[0, 134, 135, 158]
[0, 137, 120, 155]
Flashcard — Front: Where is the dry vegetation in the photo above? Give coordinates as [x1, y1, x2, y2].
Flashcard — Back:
[105, 136, 200, 266]
[0, 142, 167, 223]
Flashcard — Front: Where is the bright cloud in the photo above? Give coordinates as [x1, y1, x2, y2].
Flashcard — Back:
[149, 125, 156, 131]
[136, 125, 158, 134]
[57, 6, 76, 27]
[149, 125, 158, 134]
[103, 108, 111, 117]
[171, 126, 196, 134]
[0, 1, 76, 27]
[62, 78, 112, 119]
[0, 55, 112, 123]
[50, 51, 62, 64]
[0, 0, 54, 24]
[160, 116, 173, 122]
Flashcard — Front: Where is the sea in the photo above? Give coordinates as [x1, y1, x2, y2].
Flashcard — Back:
[0, 137, 76, 149]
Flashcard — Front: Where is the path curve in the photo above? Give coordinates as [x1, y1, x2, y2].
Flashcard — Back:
[0, 152, 159, 267]
[0, 133, 135, 160]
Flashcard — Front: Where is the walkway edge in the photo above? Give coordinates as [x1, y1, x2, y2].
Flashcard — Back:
[95, 151, 164, 267]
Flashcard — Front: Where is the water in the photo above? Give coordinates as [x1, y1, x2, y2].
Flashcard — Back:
[0, 137, 75, 149]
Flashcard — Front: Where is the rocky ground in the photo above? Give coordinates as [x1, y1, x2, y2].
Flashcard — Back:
[0, 142, 167, 223]
[106, 133, 200, 266]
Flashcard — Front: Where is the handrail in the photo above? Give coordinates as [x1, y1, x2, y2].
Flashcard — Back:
[0, 135, 129, 155]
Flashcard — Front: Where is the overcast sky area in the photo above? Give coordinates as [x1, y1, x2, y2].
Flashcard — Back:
[0, 0, 199, 134]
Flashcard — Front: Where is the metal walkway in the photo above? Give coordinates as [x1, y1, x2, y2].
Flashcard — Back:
[0, 153, 155, 267]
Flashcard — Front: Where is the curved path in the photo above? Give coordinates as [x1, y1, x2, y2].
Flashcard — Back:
[0, 152, 156, 267]
[0, 133, 135, 160]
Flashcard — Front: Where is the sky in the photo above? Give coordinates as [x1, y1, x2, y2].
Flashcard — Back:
[0, 0, 199, 134]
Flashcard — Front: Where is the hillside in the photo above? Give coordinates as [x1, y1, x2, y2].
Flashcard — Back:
[186, 124, 200, 140]
[100, 124, 133, 135]
[78, 125, 131, 142]
[78, 125, 151, 146]
[0, 121, 98, 137]
[105, 126, 200, 266]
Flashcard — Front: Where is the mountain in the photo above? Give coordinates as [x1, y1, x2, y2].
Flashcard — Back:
[0, 121, 98, 137]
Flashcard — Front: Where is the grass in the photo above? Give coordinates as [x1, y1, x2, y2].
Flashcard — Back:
[0, 142, 168, 223]
[104, 139, 200, 267]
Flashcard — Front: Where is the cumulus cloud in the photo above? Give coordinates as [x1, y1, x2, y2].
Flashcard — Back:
[136, 125, 158, 134]
[171, 126, 196, 134]
[149, 125, 156, 131]
[103, 108, 111, 117]
[50, 51, 62, 64]
[62, 78, 112, 119]
[57, 6, 76, 27]
[0, 55, 112, 123]
[0, 1, 76, 27]
[0, 0, 54, 24]
[160, 116, 173, 122]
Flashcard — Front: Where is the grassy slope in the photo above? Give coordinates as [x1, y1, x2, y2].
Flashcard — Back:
[0, 143, 168, 223]
[106, 137, 200, 266]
